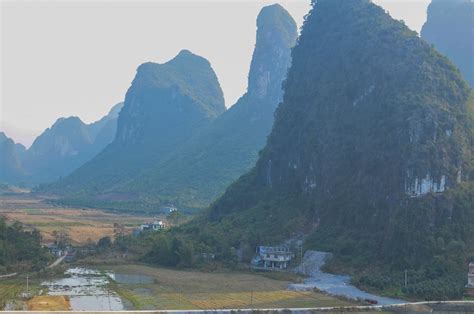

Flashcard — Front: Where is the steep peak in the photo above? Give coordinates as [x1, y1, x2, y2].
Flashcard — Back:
[131, 50, 225, 118]
[52, 116, 84, 127]
[136, 49, 210, 76]
[172, 49, 208, 64]
[256, 3, 297, 40]
[0, 132, 13, 144]
[247, 3, 297, 99]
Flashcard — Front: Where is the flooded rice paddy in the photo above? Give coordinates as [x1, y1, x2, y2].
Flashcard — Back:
[41, 267, 155, 310]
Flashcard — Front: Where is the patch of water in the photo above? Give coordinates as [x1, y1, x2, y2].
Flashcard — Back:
[290, 251, 405, 306]
[108, 273, 154, 284]
[42, 267, 124, 311]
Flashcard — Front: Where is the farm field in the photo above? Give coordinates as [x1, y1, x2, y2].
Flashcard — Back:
[0, 194, 156, 245]
[0, 274, 46, 310]
[102, 264, 355, 310]
[27, 296, 71, 311]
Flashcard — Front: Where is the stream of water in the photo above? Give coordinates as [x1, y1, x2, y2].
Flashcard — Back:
[289, 251, 405, 306]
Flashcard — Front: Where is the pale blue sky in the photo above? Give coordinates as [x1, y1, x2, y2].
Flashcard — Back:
[1, 0, 430, 147]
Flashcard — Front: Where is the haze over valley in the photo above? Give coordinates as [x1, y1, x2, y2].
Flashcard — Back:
[0, 0, 473, 312]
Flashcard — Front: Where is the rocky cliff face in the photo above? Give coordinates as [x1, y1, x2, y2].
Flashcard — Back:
[48, 50, 225, 199]
[421, 0, 474, 88]
[247, 4, 298, 102]
[120, 4, 298, 209]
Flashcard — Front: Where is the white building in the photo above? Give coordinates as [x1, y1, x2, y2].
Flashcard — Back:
[468, 263, 474, 285]
[140, 220, 165, 231]
[253, 246, 295, 269]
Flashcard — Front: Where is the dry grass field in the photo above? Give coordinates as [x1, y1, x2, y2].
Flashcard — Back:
[27, 296, 71, 311]
[0, 195, 156, 245]
[103, 264, 354, 310]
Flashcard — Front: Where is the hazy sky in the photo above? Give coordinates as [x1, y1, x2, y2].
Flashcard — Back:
[1, 0, 430, 147]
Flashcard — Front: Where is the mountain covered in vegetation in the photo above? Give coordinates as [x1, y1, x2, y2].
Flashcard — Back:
[0, 132, 26, 184]
[119, 4, 298, 209]
[421, 0, 473, 88]
[47, 50, 225, 206]
[170, 0, 474, 300]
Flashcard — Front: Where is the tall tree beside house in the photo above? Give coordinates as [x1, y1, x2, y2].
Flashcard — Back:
[421, 0, 474, 88]
[174, 0, 474, 300]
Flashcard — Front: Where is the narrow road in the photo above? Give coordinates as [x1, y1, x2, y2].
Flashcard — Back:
[0, 254, 65, 281]
[0, 272, 17, 279]
[48, 255, 66, 268]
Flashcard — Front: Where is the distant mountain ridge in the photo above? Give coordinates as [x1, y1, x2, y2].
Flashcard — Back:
[45, 4, 297, 211]
[0, 132, 26, 184]
[0, 102, 123, 185]
[421, 0, 474, 88]
[45, 50, 226, 204]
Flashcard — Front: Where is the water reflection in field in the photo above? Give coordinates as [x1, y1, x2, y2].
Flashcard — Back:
[42, 268, 124, 311]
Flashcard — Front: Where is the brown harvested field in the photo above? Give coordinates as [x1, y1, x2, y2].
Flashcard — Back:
[0, 194, 158, 245]
[27, 296, 71, 311]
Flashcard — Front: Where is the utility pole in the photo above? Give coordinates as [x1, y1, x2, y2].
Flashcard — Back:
[26, 275, 29, 296]
[404, 269, 408, 288]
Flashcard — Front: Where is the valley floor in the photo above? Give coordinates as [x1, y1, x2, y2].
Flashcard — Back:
[99, 264, 354, 310]
[0, 193, 355, 311]
[0, 194, 156, 245]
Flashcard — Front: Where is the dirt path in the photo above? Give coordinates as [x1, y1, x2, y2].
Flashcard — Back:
[48, 255, 66, 268]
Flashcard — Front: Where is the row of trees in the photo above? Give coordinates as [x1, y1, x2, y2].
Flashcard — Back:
[0, 218, 50, 273]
